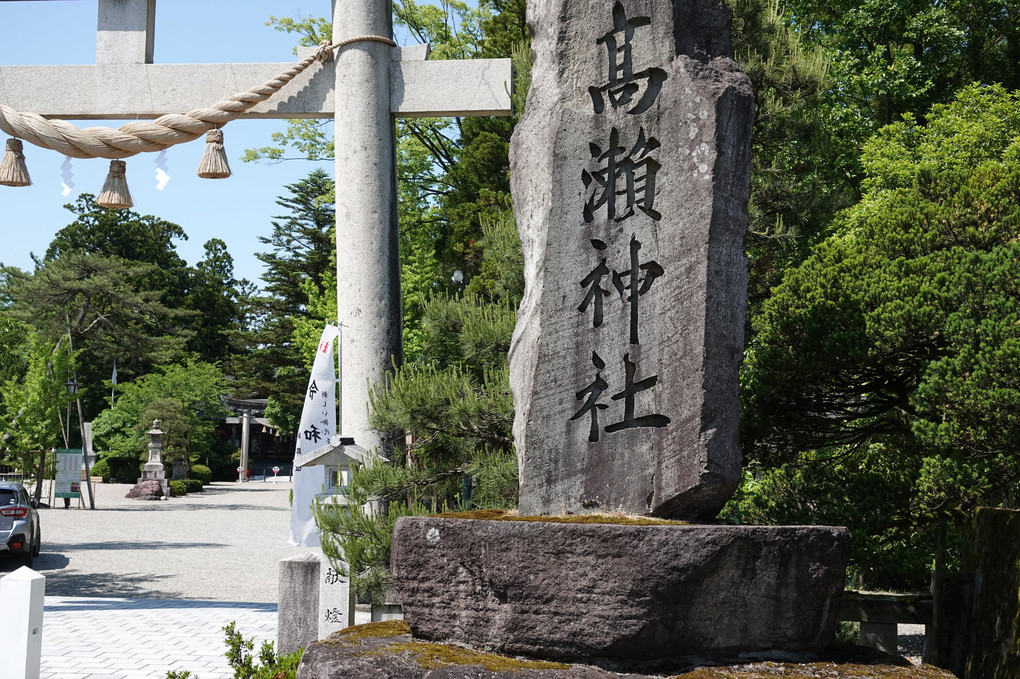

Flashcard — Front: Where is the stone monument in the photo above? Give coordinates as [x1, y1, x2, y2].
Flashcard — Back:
[385, 0, 850, 663]
[511, 0, 752, 522]
[298, 0, 858, 675]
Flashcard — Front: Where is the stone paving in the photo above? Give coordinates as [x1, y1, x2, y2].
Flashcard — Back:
[0, 480, 349, 679]
[39, 596, 277, 679]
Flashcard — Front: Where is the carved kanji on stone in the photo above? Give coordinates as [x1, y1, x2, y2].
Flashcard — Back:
[511, 0, 754, 519]
[569, 351, 609, 442]
[589, 2, 668, 115]
[582, 127, 661, 223]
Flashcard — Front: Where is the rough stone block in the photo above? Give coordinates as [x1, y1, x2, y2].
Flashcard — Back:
[391, 517, 850, 660]
[509, 0, 754, 520]
[125, 479, 163, 500]
[965, 507, 1020, 679]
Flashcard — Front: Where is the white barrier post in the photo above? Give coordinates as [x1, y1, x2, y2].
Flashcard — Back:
[0, 567, 45, 679]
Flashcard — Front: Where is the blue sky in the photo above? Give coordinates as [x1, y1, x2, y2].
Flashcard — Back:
[0, 0, 343, 285]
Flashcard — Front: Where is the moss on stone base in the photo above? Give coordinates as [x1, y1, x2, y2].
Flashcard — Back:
[367, 640, 572, 671]
[335, 620, 410, 642]
[673, 662, 955, 678]
[433, 508, 687, 525]
[338, 621, 570, 672]
[317, 623, 955, 678]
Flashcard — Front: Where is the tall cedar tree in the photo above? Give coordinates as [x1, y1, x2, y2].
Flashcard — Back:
[230, 169, 335, 432]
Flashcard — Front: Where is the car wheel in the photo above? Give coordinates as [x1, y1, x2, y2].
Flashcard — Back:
[32, 528, 41, 557]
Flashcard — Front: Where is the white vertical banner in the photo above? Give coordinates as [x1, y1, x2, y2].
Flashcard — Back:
[290, 324, 340, 547]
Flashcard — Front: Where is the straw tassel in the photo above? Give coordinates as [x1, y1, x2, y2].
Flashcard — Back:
[196, 129, 232, 179]
[97, 160, 133, 210]
[0, 138, 31, 187]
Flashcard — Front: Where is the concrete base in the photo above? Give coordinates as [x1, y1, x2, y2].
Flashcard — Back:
[391, 517, 850, 661]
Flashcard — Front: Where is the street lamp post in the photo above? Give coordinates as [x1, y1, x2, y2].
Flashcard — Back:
[65, 375, 96, 510]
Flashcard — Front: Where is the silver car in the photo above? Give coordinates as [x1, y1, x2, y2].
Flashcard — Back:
[0, 480, 41, 567]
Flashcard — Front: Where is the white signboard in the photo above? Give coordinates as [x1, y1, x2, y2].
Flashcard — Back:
[55, 449, 83, 499]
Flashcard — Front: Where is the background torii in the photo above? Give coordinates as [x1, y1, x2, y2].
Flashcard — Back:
[0, 0, 512, 453]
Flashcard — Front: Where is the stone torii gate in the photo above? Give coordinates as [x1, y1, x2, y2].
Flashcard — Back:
[0, 0, 512, 453]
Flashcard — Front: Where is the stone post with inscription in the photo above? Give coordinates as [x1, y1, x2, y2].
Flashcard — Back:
[511, 0, 752, 521]
[306, 0, 852, 672]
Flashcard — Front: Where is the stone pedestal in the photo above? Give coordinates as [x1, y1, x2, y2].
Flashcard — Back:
[391, 517, 850, 660]
[295, 622, 952, 679]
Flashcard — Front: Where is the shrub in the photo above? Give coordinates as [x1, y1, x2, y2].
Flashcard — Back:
[169, 480, 188, 497]
[184, 478, 203, 493]
[223, 621, 302, 679]
[96, 455, 142, 484]
[190, 464, 212, 485]
[89, 458, 109, 481]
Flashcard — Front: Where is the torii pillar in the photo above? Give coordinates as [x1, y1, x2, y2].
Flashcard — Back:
[0, 0, 512, 454]
[333, 0, 401, 454]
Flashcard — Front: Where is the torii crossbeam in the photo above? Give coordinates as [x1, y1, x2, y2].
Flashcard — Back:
[0, 0, 512, 454]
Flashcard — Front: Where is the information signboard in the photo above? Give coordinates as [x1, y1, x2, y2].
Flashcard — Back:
[55, 449, 83, 499]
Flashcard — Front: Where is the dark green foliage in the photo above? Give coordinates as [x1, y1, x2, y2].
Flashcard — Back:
[185, 239, 249, 364]
[92, 360, 230, 474]
[190, 464, 212, 485]
[2, 253, 192, 423]
[740, 84, 1020, 587]
[88, 458, 110, 481]
[184, 479, 203, 493]
[46, 194, 192, 308]
[169, 480, 188, 497]
[727, 0, 852, 310]
[94, 455, 143, 484]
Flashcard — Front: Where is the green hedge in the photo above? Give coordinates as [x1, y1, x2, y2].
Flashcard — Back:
[169, 480, 188, 497]
[89, 458, 110, 481]
[184, 478, 203, 493]
[93, 456, 142, 484]
[190, 464, 212, 485]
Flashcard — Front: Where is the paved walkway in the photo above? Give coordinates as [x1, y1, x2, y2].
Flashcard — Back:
[0, 480, 363, 678]
[40, 596, 278, 679]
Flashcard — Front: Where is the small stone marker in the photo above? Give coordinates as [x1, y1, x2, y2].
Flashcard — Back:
[0, 567, 45, 679]
[510, 0, 754, 519]
[278, 552, 353, 655]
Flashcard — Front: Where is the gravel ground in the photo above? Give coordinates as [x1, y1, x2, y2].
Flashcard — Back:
[0, 479, 318, 602]
[898, 623, 926, 665]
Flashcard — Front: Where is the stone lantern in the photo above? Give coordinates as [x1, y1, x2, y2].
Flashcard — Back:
[126, 419, 169, 500]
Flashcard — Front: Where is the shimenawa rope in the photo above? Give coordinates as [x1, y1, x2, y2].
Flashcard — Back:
[0, 36, 395, 160]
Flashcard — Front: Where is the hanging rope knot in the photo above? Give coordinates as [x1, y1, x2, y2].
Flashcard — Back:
[314, 40, 334, 63]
